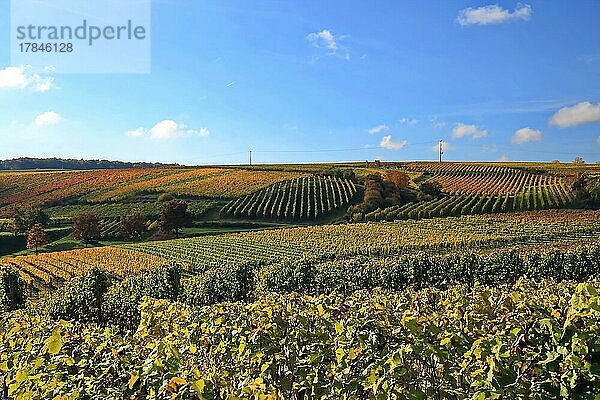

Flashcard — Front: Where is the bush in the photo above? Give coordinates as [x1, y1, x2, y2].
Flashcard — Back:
[101, 264, 182, 330]
[419, 180, 442, 196]
[0, 266, 25, 313]
[46, 268, 111, 323]
[181, 263, 254, 306]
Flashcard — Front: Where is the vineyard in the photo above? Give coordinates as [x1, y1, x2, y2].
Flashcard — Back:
[46, 200, 218, 222]
[123, 235, 305, 271]
[406, 163, 574, 195]
[239, 209, 600, 258]
[220, 175, 357, 221]
[1, 162, 600, 399]
[365, 185, 575, 221]
[4, 210, 600, 292]
[0, 247, 164, 291]
[0, 167, 307, 216]
[2, 278, 599, 398]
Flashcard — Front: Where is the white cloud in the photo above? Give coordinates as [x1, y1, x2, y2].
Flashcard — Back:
[44, 65, 56, 72]
[430, 117, 446, 129]
[597, 136, 600, 145]
[0, 65, 56, 92]
[549, 102, 600, 128]
[126, 127, 146, 137]
[306, 29, 349, 60]
[512, 127, 542, 144]
[457, 4, 532, 26]
[368, 124, 389, 134]
[498, 155, 509, 162]
[127, 120, 210, 140]
[481, 144, 499, 153]
[307, 30, 337, 50]
[0, 66, 28, 89]
[150, 120, 181, 139]
[399, 118, 418, 125]
[379, 135, 407, 150]
[34, 111, 61, 127]
[452, 123, 488, 139]
[198, 127, 210, 137]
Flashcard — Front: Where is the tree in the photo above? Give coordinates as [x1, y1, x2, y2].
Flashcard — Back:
[25, 208, 50, 228]
[385, 170, 410, 189]
[26, 224, 49, 254]
[73, 212, 101, 245]
[30, 209, 50, 227]
[10, 208, 50, 236]
[573, 156, 585, 164]
[419, 180, 443, 197]
[120, 211, 147, 240]
[160, 200, 191, 237]
[10, 212, 28, 236]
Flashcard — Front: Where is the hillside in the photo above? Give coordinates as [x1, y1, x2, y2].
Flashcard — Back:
[1, 162, 600, 398]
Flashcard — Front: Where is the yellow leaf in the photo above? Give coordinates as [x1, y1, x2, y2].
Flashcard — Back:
[170, 377, 186, 386]
[191, 379, 205, 394]
[46, 334, 63, 355]
[128, 371, 139, 389]
[336, 348, 345, 363]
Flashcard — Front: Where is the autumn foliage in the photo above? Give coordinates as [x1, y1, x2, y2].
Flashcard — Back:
[26, 224, 49, 254]
[73, 213, 101, 244]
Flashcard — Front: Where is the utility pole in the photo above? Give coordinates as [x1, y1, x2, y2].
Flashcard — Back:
[439, 140, 443, 162]
[249, 150, 252, 166]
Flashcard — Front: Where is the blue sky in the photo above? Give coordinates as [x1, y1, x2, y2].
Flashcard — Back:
[1, 1, 600, 165]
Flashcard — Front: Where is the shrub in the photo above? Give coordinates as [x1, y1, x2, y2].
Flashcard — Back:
[419, 180, 442, 196]
[120, 211, 147, 240]
[73, 212, 101, 244]
[160, 200, 191, 236]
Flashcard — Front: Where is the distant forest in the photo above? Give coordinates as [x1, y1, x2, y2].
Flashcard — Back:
[0, 158, 179, 170]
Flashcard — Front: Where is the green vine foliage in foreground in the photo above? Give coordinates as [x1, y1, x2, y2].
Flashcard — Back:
[2, 279, 600, 399]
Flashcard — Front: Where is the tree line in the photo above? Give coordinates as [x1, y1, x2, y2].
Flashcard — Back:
[0, 157, 178, 170]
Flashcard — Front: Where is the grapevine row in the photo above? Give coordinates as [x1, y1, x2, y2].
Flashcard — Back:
[221, 176, 357, 221]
